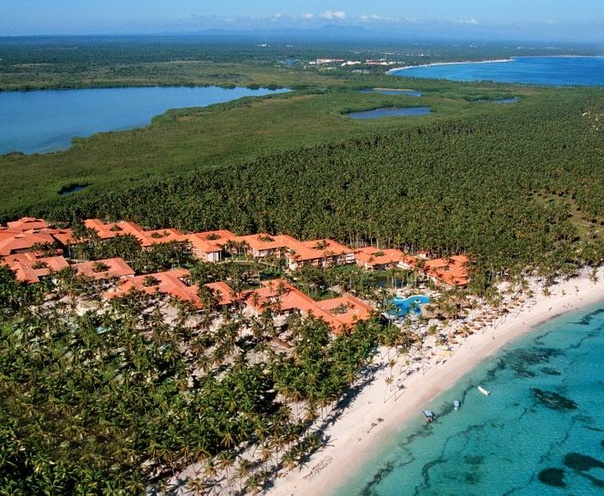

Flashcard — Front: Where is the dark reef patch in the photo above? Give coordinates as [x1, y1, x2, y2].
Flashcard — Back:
[532, 389, 577, 411]
[541, 367, 562, 376]
[573, 308, 604, 326]
[463, 455, 484, 466]
[538, 468, 566, 488]
[563, 453, 604, 471]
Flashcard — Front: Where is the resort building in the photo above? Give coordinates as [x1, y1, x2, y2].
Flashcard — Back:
[105, 268, 203, 308]
[0, 229, 58, 256]
[186, 230, 237, 262]
[2, 217, 471, 321]
[244, 279, 373, 333]
[73, 257, 135, 280]
[354, 247, 416, 271]
[285, 239, 355, 270]
[6, 217, 50, 231]
[232, 233, 293, 259]
[1, 253, 69, 283]
[83, 219, 187, 248]
[423, 255, 470, 287]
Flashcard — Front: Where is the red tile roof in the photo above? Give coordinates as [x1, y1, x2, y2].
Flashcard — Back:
[354, 247, 413, 268]
[1, 253, 69, 283]
[233, 233, 293, 254]
[0, 230, 57, 256]
[244, 279, 373, 333]
[186, 230, 237, 255]
[105, 269, 236, 309]
[83, 219, 187, 247]
[424, 255, 470, 286]
[315, 295, 374, 330]
[205, 281, 236, 306]
[73, 258, 135, 280]
[6, 217, 50, 231]
[105, 268, 202, 307]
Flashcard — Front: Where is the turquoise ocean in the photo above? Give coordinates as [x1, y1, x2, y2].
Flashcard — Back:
[338, 303, 604, 495]
[390, 56, 604, 86]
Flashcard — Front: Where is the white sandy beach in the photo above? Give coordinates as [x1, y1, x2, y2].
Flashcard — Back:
[267, 268, 604, 496]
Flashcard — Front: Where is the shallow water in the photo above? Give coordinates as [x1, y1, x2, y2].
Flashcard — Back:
[0, 86, 287, 155]
[339, 303, 604, 495]
[390, 56, 604, 86]
[347, 107, 431, 119]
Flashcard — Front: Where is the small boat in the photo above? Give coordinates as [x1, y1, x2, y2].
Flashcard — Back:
[478, 386, 490, 396]
[423, 410, 436, 423]
[453, 400, 461, 410]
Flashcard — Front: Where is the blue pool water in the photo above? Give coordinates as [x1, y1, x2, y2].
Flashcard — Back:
[390, 56, 604, 86]
[347, 107, 431, 119]
[388, 295, 431, 318]
[0, 85, 287, 155]
[338, 302, 604, 495]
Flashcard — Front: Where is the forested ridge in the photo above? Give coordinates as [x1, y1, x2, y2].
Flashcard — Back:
[34, 91, 604, 287]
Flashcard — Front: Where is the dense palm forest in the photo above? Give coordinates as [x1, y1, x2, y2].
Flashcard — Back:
[34, 90, 604, 290]
[0, 253, 397, 493]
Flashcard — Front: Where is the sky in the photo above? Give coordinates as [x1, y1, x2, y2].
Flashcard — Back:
[2, 0, 604, 42]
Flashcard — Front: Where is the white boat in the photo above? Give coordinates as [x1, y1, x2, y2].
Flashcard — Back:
[478, 386, 490, 396]
[453, 400, 461, 410]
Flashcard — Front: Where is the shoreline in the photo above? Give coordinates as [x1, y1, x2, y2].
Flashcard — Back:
[386, 58, 513, 75]
[267, 268, 604, 495]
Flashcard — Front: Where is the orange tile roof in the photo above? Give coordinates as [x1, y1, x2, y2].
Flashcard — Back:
[105, 268, 201, 307]
[105, 269, 236, 309]
[1, 253, 69, 283]
[244, 279, 373, 333]
[315, 295, 374, 331]
[46, 228, 77, 246]
[186, 230, 237, 255]
[299, 239, 354, 256]
[6, 217, 50, 231]
[143, 228, 186, 247]
[73, 257, 135, 280]
[233, 233, 293, 253]
[424, 255, 469, 286]
[205, 281, 236, 306]
[84, 219, 186, 247]
[355, 247, 408, 268]
[0, 230, 57, 256]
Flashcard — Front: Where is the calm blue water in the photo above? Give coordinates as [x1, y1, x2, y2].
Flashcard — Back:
[0, 86, 287, 155]
[348, 107, 431, 119]
[339, 303, 604, 495]
[390, 56, 604, 86]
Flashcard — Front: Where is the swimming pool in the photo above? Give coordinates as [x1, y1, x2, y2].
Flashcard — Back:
[388, 294, 430, 318]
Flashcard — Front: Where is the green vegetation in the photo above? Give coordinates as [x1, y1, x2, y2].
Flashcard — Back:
[0, 239, 398, 494]
[19, 88, 602, 292]
[0, 85, 529, 214]
[2, 36, 604, 493]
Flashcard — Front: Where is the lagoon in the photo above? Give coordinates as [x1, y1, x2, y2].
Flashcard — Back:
[0, 86, 287, 155]
[347, 107, 431, 119]
[390, 56, 604, 86]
